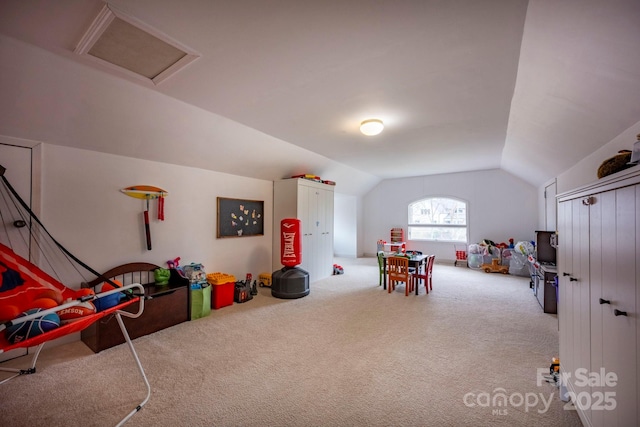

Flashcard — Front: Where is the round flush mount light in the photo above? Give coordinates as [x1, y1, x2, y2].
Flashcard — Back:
[360, 119, 384, 136]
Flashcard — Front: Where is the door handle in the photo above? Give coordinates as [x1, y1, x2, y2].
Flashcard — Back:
[562, 272, 571, 276]
[614, 309, 628, 317]
[569, 277, 578, 282]
[599, 298, 610, 305]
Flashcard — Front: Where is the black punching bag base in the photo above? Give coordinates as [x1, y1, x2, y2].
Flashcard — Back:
[271, 266, 310, 299]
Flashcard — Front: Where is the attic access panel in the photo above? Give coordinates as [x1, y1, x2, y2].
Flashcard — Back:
[75, 5, 199, 85]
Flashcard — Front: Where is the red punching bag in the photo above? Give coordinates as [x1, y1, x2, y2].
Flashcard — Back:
[281, 218, 301, 267]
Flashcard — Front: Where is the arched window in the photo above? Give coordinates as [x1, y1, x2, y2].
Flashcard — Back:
[408, 197, 468, 242]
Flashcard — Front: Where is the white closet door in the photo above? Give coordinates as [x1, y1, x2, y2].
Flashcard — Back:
[315, 187, 333, 279]
[321, 187, 334, 277]
[601, 186, 637, 426]
[569, 196, 591, 423]
[298, 184, 312, 276]
[589, 190, 610, 427]
[558, 199, 573, 392]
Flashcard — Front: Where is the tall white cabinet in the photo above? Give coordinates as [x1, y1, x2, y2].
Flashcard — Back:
[272, 178, 334, 283]
[557, 167, 639, 427]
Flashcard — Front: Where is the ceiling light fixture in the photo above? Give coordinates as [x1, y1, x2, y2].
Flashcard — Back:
[360, 119, 384, 136]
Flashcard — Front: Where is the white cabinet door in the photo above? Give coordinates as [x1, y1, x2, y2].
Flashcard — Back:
[318, 187, 334, 279]
[574, 197, 592, 423]
[298, 183, 312, 276]
[558, 199, 573, 390]
[559, 197, 592, 422]
[308, 184, 320, 279]
[601, 186, 637, 426]
[588, 190, 610, 427]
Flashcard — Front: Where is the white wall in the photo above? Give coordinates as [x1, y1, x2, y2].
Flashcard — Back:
[556, 119, 640, 194]
[38, 144, 273, 280]
[536, 120, 640, 232]
[363, 169, 538, 262]
[537, 178, 557, 231]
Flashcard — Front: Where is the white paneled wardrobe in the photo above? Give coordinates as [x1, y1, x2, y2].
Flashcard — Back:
[272, 178, 334, 283]
[557, 167, 639, 427]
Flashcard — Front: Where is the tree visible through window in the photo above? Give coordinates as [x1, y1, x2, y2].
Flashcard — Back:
[408, 197, 468, 242]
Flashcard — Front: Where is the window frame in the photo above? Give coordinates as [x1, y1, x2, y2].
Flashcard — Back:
[407, 196, 469, 243]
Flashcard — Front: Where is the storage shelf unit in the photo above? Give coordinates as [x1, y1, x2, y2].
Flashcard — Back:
[390, 228, 404, 243]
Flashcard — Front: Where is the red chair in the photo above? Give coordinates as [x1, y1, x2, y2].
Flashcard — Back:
[377, 251, 387, 287]
[413, 255, 435, 295]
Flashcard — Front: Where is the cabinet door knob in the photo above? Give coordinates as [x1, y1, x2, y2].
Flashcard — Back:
[562, 272, 571, 276]
[614, 309, 628, 317]
[599, 298, 610, 305]
[569, 277, 578, 282]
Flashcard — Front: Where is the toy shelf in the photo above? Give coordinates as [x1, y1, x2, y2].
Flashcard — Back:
[390, 228, 404, 243]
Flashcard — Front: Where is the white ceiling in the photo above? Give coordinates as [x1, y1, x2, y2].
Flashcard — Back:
[1, 0, 639, 194]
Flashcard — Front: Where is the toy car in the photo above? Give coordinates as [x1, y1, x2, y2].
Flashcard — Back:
[258, 272, 272, 287]
[481, 258, 509, 274]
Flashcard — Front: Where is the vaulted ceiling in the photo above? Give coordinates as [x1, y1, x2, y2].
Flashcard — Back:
[1, 0, 639, 195]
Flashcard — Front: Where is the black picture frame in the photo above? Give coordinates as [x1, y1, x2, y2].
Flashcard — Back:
[216, 197, 264, 238]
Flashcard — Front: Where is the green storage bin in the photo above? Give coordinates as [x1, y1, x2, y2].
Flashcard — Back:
[190, 282, 211, 320]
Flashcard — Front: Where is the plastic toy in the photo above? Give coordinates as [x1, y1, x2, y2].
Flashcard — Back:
[235, 274, 254, 303]
[258, 273, 272, 288]
[481, 258, 509, 274]
[154, 268, 170, 285]
[166, 257, 181, 269]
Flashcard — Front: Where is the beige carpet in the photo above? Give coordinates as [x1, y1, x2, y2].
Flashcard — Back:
[0, 258, 582, 427]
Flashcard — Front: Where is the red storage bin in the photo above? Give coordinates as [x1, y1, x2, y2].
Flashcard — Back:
[207, 273, 236, 309]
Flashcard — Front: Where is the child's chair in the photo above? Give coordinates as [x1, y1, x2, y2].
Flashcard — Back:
[377, 251, 386, 286]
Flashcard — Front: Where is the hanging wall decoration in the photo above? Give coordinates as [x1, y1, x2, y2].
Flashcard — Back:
[216, 197, 264, 238]
[121, 185, 168, 250]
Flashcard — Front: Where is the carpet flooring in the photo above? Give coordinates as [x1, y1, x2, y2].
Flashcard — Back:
[0, 257, 582, 427]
